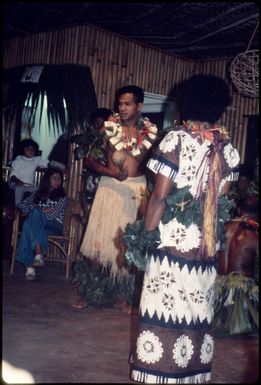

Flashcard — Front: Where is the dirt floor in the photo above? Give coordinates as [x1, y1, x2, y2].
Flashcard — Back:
[2, 260, 259, 384]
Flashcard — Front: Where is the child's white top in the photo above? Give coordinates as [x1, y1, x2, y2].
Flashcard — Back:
[10, 156, 49, 185]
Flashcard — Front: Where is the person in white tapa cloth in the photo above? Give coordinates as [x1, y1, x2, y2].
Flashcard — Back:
[130, 75, 240, 383]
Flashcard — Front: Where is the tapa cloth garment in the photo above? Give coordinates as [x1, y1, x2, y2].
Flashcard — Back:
[80, 175, 147, 278]
[131, 252, 216, 383]
[130, 128, 240, 383]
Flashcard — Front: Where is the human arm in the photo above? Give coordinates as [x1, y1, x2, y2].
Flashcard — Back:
[10, 175, 25, 186]
[219, 180, 232, 196]
[145, 173, 173, 231]
[123, 160, 174, 271]
[145, 130, 181, 230]
[10, 158, 25, 185]
[48, 160, 66, 171]
[43, 196, 67, 221]
[36, 156, 49, 168]
[84, 154, 128, 181]
[17, 192, 36, 214]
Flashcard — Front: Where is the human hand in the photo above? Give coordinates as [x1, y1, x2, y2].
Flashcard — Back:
[108, 113, 120, 123]
[42, 207, 53, 213]
[17, 208, 27, 217]
[115, 168, 128, 181]
[16, 180, 24, 187]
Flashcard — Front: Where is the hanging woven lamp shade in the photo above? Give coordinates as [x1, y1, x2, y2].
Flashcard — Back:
[230, 49, 259, 98]
[229, 20, 259, 98]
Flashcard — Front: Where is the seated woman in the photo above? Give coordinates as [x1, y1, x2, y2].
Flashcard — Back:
[14, 167, 67, 280]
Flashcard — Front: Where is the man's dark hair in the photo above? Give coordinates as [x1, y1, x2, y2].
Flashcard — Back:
[116, 85, 144, 104]
[176, 74, 232, 124]
[91, 108, 113, 122]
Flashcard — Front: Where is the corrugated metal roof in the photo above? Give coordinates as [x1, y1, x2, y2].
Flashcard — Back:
[3, 2, 259, 60]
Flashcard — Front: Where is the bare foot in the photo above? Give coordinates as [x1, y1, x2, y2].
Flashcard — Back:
[71, 298, 88, 309]
[114, 299, 132, 314]
[121, 303, 132, 314]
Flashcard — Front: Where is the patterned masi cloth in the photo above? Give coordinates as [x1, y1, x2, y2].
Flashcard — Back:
[130, 128, 240, 383]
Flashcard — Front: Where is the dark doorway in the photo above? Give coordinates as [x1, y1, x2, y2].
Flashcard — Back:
[144, 112, 165, 132]
[244, 115, 259, 170]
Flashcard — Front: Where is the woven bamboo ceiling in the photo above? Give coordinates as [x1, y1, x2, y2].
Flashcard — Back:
[3, 2, 259, 60]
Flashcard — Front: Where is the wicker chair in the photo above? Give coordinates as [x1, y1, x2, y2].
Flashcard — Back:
[10, 197, 80, 279]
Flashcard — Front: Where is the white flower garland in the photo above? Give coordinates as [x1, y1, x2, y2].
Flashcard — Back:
[104, 114, 158, 157]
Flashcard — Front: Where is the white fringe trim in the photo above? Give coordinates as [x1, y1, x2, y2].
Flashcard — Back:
[131, 369, 211, 384]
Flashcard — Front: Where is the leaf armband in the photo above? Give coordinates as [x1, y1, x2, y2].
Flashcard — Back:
[123, 219, 160, 271]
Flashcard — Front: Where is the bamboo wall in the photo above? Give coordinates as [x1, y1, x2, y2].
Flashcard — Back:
[194, 59, 259, 162]
[3, 23, 259, 190]
[3, 24, 195, 105]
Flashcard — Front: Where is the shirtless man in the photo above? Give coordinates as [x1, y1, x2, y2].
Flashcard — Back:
[86, 87, 154, 180]
[78, 85, 158, 312]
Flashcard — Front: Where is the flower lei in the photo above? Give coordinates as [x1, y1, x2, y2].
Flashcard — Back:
[184, 120, 230, 142]
[104, 113, 158, 157]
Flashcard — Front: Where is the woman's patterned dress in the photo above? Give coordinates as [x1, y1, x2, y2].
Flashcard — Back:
[130, 127, 240, 383]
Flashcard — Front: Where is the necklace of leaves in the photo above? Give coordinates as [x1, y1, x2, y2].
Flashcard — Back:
[123, 183, 234, 271]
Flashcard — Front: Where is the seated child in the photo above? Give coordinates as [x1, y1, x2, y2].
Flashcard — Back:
[10, 138, 49, 206]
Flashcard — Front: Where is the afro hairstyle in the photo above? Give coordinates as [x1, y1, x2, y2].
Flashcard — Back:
[176, 74, 232, 124]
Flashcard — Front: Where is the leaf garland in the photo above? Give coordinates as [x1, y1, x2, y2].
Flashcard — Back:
[217, 195, 235, 250]
[213, 272, 259, 336]
[123, 219, 160, 271]
[71, 128, 106, 162]
[161, 184, 202, 227]
[123, 184, 235, 271]
[72, 258, 134, 306]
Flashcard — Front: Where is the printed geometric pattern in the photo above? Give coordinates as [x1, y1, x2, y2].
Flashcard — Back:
[18, 192, 67, 223]
[158, 218, 201, 252]
[140, 255, 216, 324]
